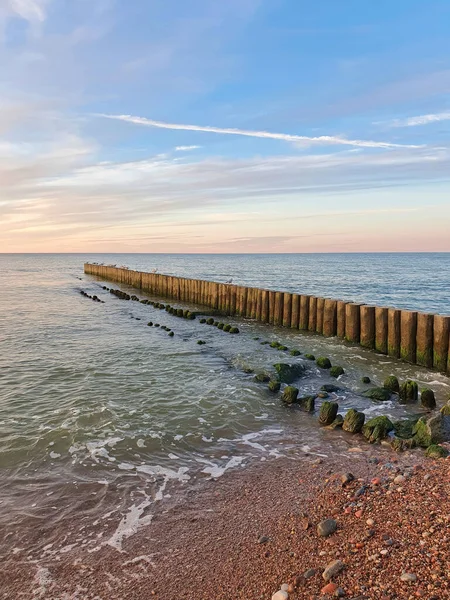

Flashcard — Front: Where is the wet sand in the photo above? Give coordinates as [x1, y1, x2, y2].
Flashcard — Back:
[1, 445, 449, 600]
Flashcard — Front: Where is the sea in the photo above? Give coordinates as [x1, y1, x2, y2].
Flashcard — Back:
[0, 253, 449, 560]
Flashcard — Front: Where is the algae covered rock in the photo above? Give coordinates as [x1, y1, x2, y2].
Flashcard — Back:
[282, 386, 299, 404]
[362, 415, 394, 443]
[362, 387, 391, 402]
[147, 322, 153, 326]
[393, 417, 419, 439]
[290, 349, 301, 356]
[298, 396, 315, 412]
[218, 323, 225, 330]
[187, 312, 195, 320]
[316, 357, 332, 369]
[383, 375, 400, 394]
[343, 409, 366, 433]
[328, 414, 344, 429]
[391, 437, 415, 452]
[199, 318, 206, 324]
[321, 384, 341, 393]
[270, 341, 280, 348]
[268, 380, 281, 393]
[399, 380, 419, 404]
[229, 327, 239, 334]
[177, 309, 184, 317]
[214, 321, 219, 326]
[278, 345, 288, 351]
[361, 376, 371, 384]
[330, 366, 345, 378]
[197, 340, 206, 345]
[413, 413, 450, 447]
[223, 324, 231, 332]
[304, 354, 315, 361]
[206, 317, 214, 325]
[420, 388, 436, 410]
[426, 444, 449, 459]
[318, 401, 339, 426]
[273, 363, 305, 384]
[168, 331, 174, 337]
[255, 373, 271, 383]
[441, 403, 450, 416]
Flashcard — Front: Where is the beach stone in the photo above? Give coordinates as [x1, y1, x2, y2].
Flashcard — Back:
[413, 413, 450, 447]
[258, 535, 269, 544]
[343, 409, 365, 433]
[341, 473, 355, 486]
[304, 353, 315, 360]
[393, 475, 405, 484]
[400, 572, 417, 583]
[317, 519, 337, 537]
[316, 357, 332, 369]
[318, 402, 339, 426]
[304, 569, 316, 579]
[361, 376, 371, 384]
[425, 444, 449, 458]
[420, 388, 436, 409]
[399, 380, 419, 403]
[268, 380, 281, 393]
[323, 559, 344, 581]
[328, 414, 344, 429]
[334, 587, 345, 597]
[255, 373, 271, 383]
[282, 386, 299, 404]
[321, 583, 339, 595]
[362, 387, 391, 402]
[321, 384, 341, 393]
[362, 416, 394, 443]
[298, 395, 315, 412]
[273, 363, 305, 383]
[271, 592, 288, 600]
[330, 365, 345, 378]
[280, 583, 290, 592]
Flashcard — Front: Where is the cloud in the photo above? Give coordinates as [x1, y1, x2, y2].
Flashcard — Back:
[98, 113, 423, 149]
[384, 111, 450, 128]
[4, 0, 50, 22]
[175, 145, 201, 151]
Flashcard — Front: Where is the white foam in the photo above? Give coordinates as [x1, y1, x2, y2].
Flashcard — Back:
[33, 566, 52, 598]
[200, 456, 245, 478]
[49, 452, 61, 459]
[137, 439, 146, 448]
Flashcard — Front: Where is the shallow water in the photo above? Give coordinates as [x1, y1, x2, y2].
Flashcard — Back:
[0, 253, 449, 560]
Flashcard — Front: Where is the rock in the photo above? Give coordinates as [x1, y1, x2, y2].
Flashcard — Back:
[206, 318, 214, 325]
[362, 416, 394, 443]
[393, 475, 406, 484]
[321, 583, 339, 595]
[255, 373, 271, 383]
[362, 387, 391, 402]
[213, 321, 219, 326]
[420, 388, 436, 410]
[328, 415, 344, 429]
[168, 331, 174, 337]
[343, 409, 366, 433]
[270, 341, 281, 348]
[223, 324, 231, 332]
[400, 572, 417, 583]
[425, 444, 449, 458]
[243, 368, 254, 374]
[290, 349, 301, 356]
[304, 569, 316, 579]
[218, 323, 224, 330]
[399, 380, 419, 403]
[278, 345, 288, 351]
[413, 413, 450, 447]
[330, 366, 345, 378]
[229, 327, 239, 334]
[280, 584, 290, 592]
[273, 363, 305, 383]
[322, 559, 344, 581]
[271, 592, 288, 600]
[177, 309, 184, 317]
[361, 376, 371, 384]
[282, 386, 299, 404]
[304, 353, 315, 360]
[321, 384, 341, 393]
[258, 535, 269, 544]
[268, 380, 281, 393]
[197, 340, 205, 345]
[383, 375, 400, 393]
[318, 402, 339, 426]
[341, 473, 355, 486]
[441, 403, 450, 416]
[298, 396, 315, 412]
[317, 392, 329, 399]
[334, 587, 345, 597]
[199, 318, 206, 324]
[147, 322, 153, 326]
[393, 418, 419, 439]
[317, 519, 337, 537]
[316, 357, 332, 369]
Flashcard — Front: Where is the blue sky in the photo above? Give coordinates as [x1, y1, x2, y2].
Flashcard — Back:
[1, 0, 450, 252]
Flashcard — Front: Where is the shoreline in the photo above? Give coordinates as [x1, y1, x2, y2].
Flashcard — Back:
[1, 445, 449, 600]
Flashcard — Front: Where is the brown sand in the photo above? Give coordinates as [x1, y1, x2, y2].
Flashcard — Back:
[1, 448, 449, 600]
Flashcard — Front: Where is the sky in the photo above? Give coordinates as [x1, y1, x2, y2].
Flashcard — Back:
[1, 0, 450, 253]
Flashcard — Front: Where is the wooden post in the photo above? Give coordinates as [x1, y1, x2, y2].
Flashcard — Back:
[388, 308, 401, 358]
[283, 293, 292, 328]
[251, 288, 258, 320]
[261, 290, 270, 323]
[245, 287, 253, 318]
[416, 312, 434, 368]
[433, 315, 450, 372]
[400, 310, 417, 363]
[269, 291, 276, 324]
[375, 307, 388, 354]
[299, 295, 310, 330]
[323, 299, 337, 337]
[274, 292, 284, 326]
[336, 301, 346, 339]
[345, 303, 361, 343]
[229, 285, 237, 315]
[290, 294, 300, 329]
[308, 297, 317, 331]
[316, 297, 325, 334]
[256, 289, 263, 321]
[360, 305, 376, 349]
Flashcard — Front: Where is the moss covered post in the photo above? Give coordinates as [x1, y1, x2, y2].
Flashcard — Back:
[283, 293, 292, 328]
[323, 299, 337, 337]
[299, 295, 310, 330]
[308, 297, 317, 331]
[316, 297, 325, 335]
[360, 305, 376, 349]
[290, 293, 300, 329]
[433, 315, 450, 372]
[416, 312, 433, 368]
[400, 310, 417, 363]
[375, 307, 388, 354]
[388, 308, 401, 358]
[345, 303, 361, 343]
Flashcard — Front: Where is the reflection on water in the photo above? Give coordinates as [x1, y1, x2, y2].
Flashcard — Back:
[0, 254, 449, 558]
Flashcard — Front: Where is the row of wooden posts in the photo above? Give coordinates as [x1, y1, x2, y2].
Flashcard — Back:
[84, 264, 450, 374]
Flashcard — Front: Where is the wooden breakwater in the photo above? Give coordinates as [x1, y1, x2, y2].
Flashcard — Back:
[84, 264, 450, 374]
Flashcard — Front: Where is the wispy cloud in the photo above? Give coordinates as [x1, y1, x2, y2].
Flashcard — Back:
[175, 145, 201, 151]
[98, 113, 423, 149]
[5, 0, 50, 23]
[384, 111, 450, 128]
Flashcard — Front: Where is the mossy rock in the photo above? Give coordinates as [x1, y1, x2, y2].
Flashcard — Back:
[304, 353, 315, 361]
[343, 409, 365, 433]
[277, 345, 287, 351]
[187, 312, 195, 320]
[223, 324, 232, 332]
[282, 386, 299, 404]
[399, 380, 419, 404]
[243, 367, 254, 374]
[316, 357, 332, 369]
[421, 388, 436, 410]
[268, 380, 281, 393]
[197, 340, 206, 345]
[214, 321, 219, 326]
[218, 323, 225, 330]
[159, 304, 165, 309]
[321, 384, 341, 393]
[177, 309, 184, 317]
[390, 437, 415, 452]
[362, 387, 391, 402]
[168, 331, 174, 337]
[362, 416, 394, 443]
[166, 328, 171, 332]
[199, 318, 207, 324]
[330, 366, 345, 378]
[413, 413, 450, 447]
[273, 363, 305, 384]
[255, 373, 271, 383]
[383, 375, 400, 394]
[393, 417, 420, 439]
[317, 392, 329, 399]
[270, 341, 280, 349]
[318, 401, 339, 426]
[253, 336, 260, 341]
[290, 349, 301, 356]
[328, 414, 344, 429]
[260, 340, 270, 345]
[440, 404, 450, 416]
[361, 376, 371, 384]
[206, 317, 215, 325]
[426, 444, 449, 459]
[154, 323, 160, 327]
[298, 396, 315, 412]
[229, 327, 239, 334]
[147, 322, 153, 326]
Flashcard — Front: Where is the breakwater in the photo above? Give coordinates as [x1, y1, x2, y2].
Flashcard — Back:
[84, 263, 450, 374]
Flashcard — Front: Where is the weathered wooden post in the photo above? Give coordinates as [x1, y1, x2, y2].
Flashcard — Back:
[308, 297, 317, 331]
[316, 297, 325, 335]
[261, 290, 270, 323]
[323, 299, 337, 337]
[360, 305, 376, 349]
[283, 293, 292, 328]
[400, 310, 418, 363]
[345, 303, 361, 343]
[375, 307, 388, 354]
[433, 315, 450, 372]
[269, 291, 276, 324]
[290, 294, 300, 329]
[299, 295, 310, 330]
[274, 292, 284, 326]
[388, 308, 401, 358]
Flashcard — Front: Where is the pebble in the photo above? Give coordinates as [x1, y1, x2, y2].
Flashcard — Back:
[271, 592, 288, 600]
[304, 569, 316, 579]
[400, 573, 417, 583]
[394, 475, 406, 484]
[366, 518, 375, 526]
[321, 582, 338, 594]
[280, 584, 290, 592]
[323, 559, 345, 581]
[334, 588, 345, 597]
[258, 536, 269, 544]
[341, 473, 355, 485]
[317, 519, 337, 537]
